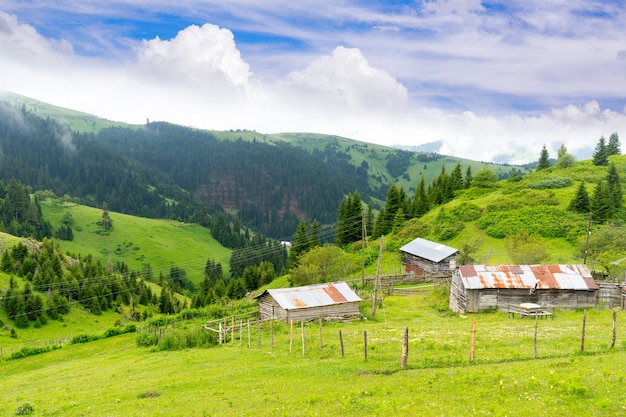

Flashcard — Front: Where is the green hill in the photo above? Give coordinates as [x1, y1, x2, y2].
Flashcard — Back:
[39, 198, 231, 285]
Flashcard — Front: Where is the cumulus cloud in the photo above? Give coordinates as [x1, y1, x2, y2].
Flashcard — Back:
[284, 46, 408, 111]
[1, 10, 626, 164]
[137, 23, 252, 89]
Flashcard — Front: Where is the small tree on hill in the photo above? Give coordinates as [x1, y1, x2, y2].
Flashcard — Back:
[555, 144, 575, 168]
[607, 132, 621, 156]
[568, 181, 590, 213]
[593, 136, 609, 166]
[537, 145, 551, 170]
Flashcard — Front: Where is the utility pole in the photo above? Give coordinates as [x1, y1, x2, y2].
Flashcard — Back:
[361, 210, 366, 288]
[371, 237, 383, 319]
[583, 212, 592, 264]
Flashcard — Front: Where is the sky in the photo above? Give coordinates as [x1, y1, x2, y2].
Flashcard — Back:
[1, 1, 626, 164]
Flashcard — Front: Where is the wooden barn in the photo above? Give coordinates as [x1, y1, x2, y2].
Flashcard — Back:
[255, 282, 362, 323]
[399, 237, 458, 275]
[449, 264, 599, 313]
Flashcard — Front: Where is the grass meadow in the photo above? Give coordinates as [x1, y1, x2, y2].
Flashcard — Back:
[1, 289, 626, 416]
[39, 198, 231, 285]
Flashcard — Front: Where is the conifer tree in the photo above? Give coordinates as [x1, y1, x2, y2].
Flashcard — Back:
[411, 177, 429, 217]
[607, 132, 621, 156]
[593, 136, 609, 166]
[289, 219, 310, 267]
[606, 163, 623, 214]
[537, 145, 551, 170]
[568, 181, 590, 213]
[463, 166, 473, 188]
[309, 220, 320, 249]
[591, 181, 612, 223]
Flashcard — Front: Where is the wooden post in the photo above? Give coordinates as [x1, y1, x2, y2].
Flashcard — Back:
[401, 327, 409, 368]
[611, 310, 617, 349]
[364, 330, 368, 360]
[301, 321, 306, 356]
[581, 309, 587, 353]
[231, 316, 235, 345]
[469, 317, 476, 362]
[534, 313, 539, 358]
[339, 330, 345, 358]
[257, 318, 261, 348]
[239, 319, 243, 347]
[271, 320, 274, 350]
[361, 210, 366, 289]
[372, 237, 383, 318]
[319, 318, 323, 356]
[219, 322, 223, 345]
[289, 320, 294, 354]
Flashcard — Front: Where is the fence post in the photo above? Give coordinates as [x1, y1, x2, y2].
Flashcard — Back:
[231, 316, 235, 345]
[247, 320, 251, 348]
[469, 317, 476, 362]
[611, 310, 617, 349]
[257, 318, 261, 348]
[401, 327, 409, 368]
[271, 320, 274, 351]
[534, 314, 539, 359]
[339, 330, 344, 358]
[319, 318, 324, 356]
[581, 309, 587, 353]
[301, 321, 306, 356]
[364, 330, 368, 360]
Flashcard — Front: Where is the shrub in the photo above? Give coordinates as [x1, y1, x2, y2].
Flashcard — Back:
[70, 334, 102, 344]
[136, 333, 158, 347]
[527, 176, 572, 189]
[449, 203, 483, 222]
[15, 403, 34, 415]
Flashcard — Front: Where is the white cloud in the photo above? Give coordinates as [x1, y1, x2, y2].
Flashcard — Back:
[284, 46, 408, 110]
[137, 23, 252, 88]
[1, 10, 626, 165]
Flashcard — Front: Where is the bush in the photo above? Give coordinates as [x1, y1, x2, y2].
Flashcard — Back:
[449, 203, 483, 222]
[136, 333, 158, 347]
[8, 345, 62, 360]
[527, 176, 572, 189]
[15, 403, 34, 415]
[70, 334, 102, 344]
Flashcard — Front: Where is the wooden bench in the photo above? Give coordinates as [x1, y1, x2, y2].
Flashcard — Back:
[506, 303, 554, 319]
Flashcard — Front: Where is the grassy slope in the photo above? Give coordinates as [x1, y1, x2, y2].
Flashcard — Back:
[386, 155, 626, 267]
[0, 90, 139, 133]
[1, 292, 625, 416]
[40, 199, 231, 285]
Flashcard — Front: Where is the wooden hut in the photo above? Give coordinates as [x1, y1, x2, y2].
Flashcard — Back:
[399, 237, 458, 275]
[256, 282, 362, 322]
[449, 264, 599, 313]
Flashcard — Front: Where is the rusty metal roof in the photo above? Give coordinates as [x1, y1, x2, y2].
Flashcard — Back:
[400, 238, 458, 262]
[261, 282, 362, 310]
[457, 264, 599, 290]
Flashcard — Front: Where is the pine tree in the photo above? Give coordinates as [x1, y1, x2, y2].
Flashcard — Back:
[591, 181, 612, 223]
[606, 163, 623, 214]
[607, 132, 621, 156]
[289, 219, 310, 267]
[568, 181, 590, 213]
[411, 177, 429, 217]
[537, 145, 551, 170]
[309, 220, 320, 248]
[463, 166, 473, 188]
[593, 136, 609, 166]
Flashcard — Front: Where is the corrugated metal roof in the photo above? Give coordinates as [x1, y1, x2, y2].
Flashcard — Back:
[400, 237, 458, 262]
[262, 282, 362, 311]
[457, 264, 599, 290]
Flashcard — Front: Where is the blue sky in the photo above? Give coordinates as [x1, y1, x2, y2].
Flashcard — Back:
[1, 0, 626, 163]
